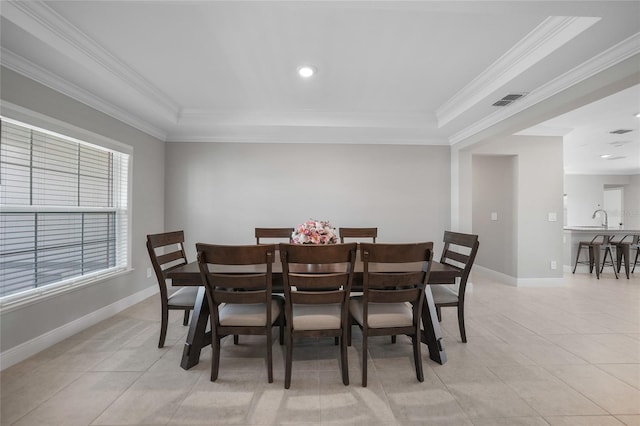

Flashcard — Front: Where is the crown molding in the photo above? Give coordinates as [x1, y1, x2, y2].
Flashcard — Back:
[2, 1, 179, 122]
[436, 15, 600, 128]
[166, 128, 449, 145]
[449, 32, 640, 147]
[1, 48, 168, 141]
[178, 108, 436, 129]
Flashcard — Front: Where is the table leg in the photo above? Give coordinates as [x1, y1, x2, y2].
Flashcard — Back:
[420, 286, 447, 365]
[180, 287, 212, 370]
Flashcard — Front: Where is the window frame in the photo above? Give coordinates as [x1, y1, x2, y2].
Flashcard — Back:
[0, 103, 133, 313]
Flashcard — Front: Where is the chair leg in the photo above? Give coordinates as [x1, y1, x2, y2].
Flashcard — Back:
[573, 243, 583, 274]
[391, 335, 396, 344]
[361, 329, 368, 387]
[285, 330, 293, 389]
[234, 335, 239, 345]
[334, 337, 339, 345]
[458, 303, 467, 343]
[159, 307, 168, 348]
[633, 248, 639, 273]
[436, 306, 442, 322]
[266, 329, 273, 383]
[412, 333, 424, 382]
[211, 336, 221, 381]
[279, 313, 285, 346]
[601, 247, 618, 279]
[340, 332, 349, 386]
[182, 309, 190, 326]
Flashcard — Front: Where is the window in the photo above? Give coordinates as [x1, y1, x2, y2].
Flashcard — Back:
[0, 117, 130, 302]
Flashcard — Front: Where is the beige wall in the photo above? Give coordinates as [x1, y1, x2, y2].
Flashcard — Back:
[0, 68, 165, 356]
[164, 142, 452, 260]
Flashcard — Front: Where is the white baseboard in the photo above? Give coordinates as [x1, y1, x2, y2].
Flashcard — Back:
[0, 285, 158, 371]
[473, 265, 565, 287]
[473, 265, 518, 286]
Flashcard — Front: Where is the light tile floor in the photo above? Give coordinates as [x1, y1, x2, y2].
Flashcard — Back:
[1, 271, 639, 425]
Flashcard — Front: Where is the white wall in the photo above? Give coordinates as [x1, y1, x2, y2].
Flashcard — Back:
[564, 174, 640, 229]
[0, 68, 165, 360]
[164, 142, 452, 260]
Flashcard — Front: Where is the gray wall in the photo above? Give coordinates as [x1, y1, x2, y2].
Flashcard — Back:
[564, 174, 640, 229]
[459, 135, 564, 282]
[472, 155, 517, 276]
[0, 68, 164, 353]
[164, 142, 451, 260]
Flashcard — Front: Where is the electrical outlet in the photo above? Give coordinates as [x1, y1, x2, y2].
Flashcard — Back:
[147, 267, 152, 278]
[550, 261, 557, 270]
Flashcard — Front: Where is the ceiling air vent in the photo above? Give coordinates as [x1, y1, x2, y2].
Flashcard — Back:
[492, 93, 527, 107]
[609, 129, 633, 134]
[608, 140, 631, 147]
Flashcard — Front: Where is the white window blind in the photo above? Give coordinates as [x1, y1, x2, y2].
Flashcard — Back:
[0, 117, 129, 300]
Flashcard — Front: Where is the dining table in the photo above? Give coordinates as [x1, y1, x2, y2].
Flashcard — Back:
[168, 251, 462, 370]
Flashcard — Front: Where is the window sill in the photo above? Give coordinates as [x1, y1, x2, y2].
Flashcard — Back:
[0, 268, 134, 314]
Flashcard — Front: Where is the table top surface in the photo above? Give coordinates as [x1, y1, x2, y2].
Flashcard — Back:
[168, 258, 462, 285]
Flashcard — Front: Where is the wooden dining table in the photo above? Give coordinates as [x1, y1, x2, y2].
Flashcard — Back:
[168, 254, 462, 370]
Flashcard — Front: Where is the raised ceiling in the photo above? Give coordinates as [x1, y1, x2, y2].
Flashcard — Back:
[1, 1, 639, 171]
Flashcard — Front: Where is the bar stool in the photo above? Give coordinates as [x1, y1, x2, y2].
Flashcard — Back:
[573, 234, 617, 279]
[615, 234, 640, 278]
[598, 235, 618, 279]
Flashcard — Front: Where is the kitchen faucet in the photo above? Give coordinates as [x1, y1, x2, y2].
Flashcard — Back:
[592, 209, 608, 229]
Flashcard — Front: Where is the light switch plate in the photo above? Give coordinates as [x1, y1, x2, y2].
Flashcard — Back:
[491, 212, 498, 221]
[548, 212, 557, 222]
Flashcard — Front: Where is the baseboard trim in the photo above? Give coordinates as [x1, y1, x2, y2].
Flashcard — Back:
[473, 265, 565, 287]
[0, 285, 158, 371]
[473, 265, 518, 286]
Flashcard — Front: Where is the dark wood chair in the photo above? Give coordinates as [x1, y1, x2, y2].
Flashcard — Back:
[430, 231, 479, 343]
[339, 227, 377, 243]
[196, 243, 284, 383]
[255, 227, 294, 244]
[146, 231, 199, 348]
[279, 242, 357, 389]
[349, 242, 433, 387]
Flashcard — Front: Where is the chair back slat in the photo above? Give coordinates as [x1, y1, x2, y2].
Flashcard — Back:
[210, 273, 267, 290]
[156, 250, 187, 267]
[214, 290, 266, 304]
[366, 271, 425, 289]
[368, 287, 419, 304]
[439, 231, 479, 300]
[339, 227, 378, 243]
[291, 291, 344, 305]
[255, 227, 294, 244]
[288, 272, 350, 291]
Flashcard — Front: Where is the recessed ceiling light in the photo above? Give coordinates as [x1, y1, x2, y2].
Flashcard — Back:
[635, 112, 640, 118]
[600, 154, 612, 159]
[297, 65, 316, 78]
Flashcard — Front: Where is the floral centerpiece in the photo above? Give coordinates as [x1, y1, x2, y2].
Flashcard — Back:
[291, 219, 338, 245]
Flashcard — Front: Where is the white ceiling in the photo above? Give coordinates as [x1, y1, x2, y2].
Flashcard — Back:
[1, 1, 639, 173]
